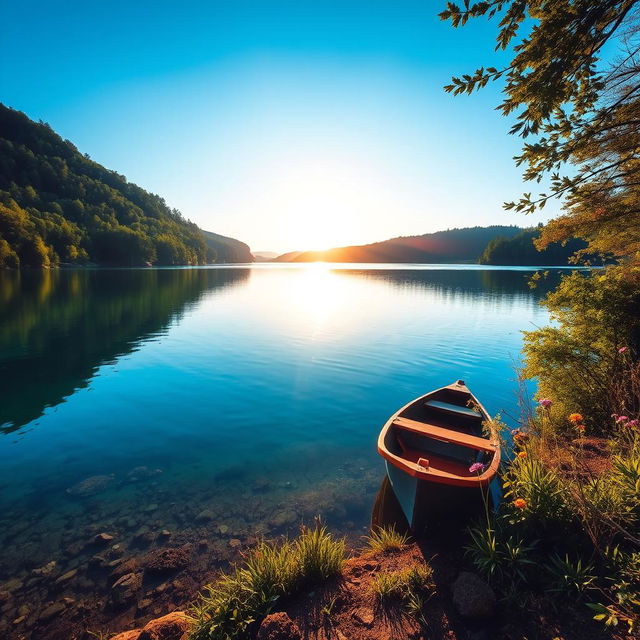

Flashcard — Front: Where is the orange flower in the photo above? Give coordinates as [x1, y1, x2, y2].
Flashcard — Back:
[569, 413, 583, 423]
[513, 498, 527, 509]
[576, 424, 586, 434]
[518, 451, 527, 459]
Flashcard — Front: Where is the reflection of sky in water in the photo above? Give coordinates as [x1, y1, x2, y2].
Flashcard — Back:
[0, 265, 556, 523]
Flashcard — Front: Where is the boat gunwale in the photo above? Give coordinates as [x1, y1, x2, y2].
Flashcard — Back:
[377, 382, 501, 487]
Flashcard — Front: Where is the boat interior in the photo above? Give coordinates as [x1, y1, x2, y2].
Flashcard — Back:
[386, 384, 496, 480]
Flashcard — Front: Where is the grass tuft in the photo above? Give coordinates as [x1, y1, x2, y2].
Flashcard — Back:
[371, 563, 435, 619]
[366, 525, 410, 553]
[188, 523, 345, 640]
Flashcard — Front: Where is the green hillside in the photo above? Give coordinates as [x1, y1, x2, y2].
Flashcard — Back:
[479, 227, 588, 265]
[0, 104, 251, 268]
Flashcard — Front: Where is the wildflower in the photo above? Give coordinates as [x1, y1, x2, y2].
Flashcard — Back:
[625, 419, 639, 429]
[513, 498, 527, 509]
[568, 413, 583, 423]
[575, 424, 586, 434]
[469, 462, 485, 474]
[619, 346, 629, 354]
[538, 398, 552, 408]
[517, 451, 527, 459]
[616, 416, 629, 423]
[513, 431, 528, 442]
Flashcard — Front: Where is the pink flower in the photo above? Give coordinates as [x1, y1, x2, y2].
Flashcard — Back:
[618, 346, 628, 353]
[469, 462, 486, 474]
[616, 416, 629, 423]
[625, 419, 639, 428]
[538, 398, 552, 408]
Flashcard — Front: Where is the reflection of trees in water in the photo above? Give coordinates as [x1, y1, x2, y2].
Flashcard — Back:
[0, 268, 249, 432]
[337, 268, 569, 304]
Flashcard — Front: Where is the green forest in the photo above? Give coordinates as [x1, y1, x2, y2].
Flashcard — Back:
[0, 104, 252, 268]
[479, 226, 587, 265]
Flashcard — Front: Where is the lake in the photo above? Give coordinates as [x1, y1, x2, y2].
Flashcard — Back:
[0, 264, 564, 628]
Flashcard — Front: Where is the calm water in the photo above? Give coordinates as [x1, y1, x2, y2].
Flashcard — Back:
[0, 264, 564, 625]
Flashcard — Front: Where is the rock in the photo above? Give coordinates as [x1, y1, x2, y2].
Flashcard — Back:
[94, 532, 115, 544]
[0, 590, 10, 602]
[2, 578, 23, 593]
[138, 611, 190, 640]
[269, 510, 298, 528]
[451, 571, 496, 619]
[111, 631, 142, 640]
[352, 607, 375, 627]
[256, 612, 301, 640]
[229, 538, 241, 548]
[39, 601, 66, 621]
[218, 524, 229, 535]
[111, 572, 142, 607]
[195, 509, 215, 523]
[66, 474, 114, 497]
[144, 504, 159, 513]
[32, 560, 57, 577]
[160, 530, 172, 539]
[143, 547, 190, 574]
[55, 568, 77, 584]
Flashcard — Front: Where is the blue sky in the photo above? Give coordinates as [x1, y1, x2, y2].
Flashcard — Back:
[1, 0, 553, 252]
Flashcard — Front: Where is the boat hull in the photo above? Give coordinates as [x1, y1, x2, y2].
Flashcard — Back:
[386, 459, 496, 531]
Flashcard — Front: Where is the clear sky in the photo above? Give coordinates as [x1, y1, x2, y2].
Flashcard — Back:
[1, 0, 553, 253]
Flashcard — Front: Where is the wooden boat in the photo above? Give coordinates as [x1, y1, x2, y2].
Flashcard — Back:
[377, 380, 500, 531]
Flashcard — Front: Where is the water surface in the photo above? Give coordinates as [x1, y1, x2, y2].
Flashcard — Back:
[0, 264, 564, 625]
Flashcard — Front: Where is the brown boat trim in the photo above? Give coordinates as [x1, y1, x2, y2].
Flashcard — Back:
[377, 381, 501, 488]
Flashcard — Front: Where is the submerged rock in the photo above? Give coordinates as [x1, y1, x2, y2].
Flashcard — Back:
[143, 547, 190, 575]
[452, 571, 496, 619]
[66, 474, 114, 497]
[39, 601, 66, 621]
[138, 611, 190, 639]
[111, 572, 142, 606]
[256, 612, 301, 640]
[195, 509, 215, 523]
[32, 560, 56, 577]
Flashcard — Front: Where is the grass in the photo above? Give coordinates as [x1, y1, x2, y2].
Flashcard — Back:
[366, 525, 410, 553]
[188, 524, 345, 640]
[371, 564, 434, 626]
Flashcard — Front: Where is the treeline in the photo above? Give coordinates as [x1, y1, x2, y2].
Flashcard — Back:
[479, 227, 588, 265]
[0, 104, 222, 268]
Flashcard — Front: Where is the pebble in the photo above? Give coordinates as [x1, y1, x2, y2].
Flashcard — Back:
[55, 569, 77, 584]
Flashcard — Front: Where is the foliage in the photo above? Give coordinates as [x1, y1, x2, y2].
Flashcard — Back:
[0, 104, 253, 267]
[522, 267, 640, 427]
[440, 1, 640, 263]
[546, 553, 596, 599]
[188, 524, 345, 640]
[366, 525, 410, 553]
[479, 226, 588, 266]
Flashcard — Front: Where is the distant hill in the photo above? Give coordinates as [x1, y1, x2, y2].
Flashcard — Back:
[0, 104, 251, 267]
[252, 251, 280, 261]
[202, 230, 253, 263]
[273, 226, 524, 263]
[479, 227, 588, 265]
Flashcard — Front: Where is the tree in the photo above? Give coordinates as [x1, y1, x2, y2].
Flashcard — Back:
[440, 1, 640, 262]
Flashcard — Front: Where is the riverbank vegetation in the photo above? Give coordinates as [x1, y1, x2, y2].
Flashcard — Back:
[441, 0, 640, 634]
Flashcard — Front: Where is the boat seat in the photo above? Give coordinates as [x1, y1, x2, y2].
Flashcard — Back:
[392, 416, 496, 453]
[424, 399, 483, 419]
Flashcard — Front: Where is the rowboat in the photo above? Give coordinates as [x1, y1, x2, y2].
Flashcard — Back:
[377, 380, 500, 531]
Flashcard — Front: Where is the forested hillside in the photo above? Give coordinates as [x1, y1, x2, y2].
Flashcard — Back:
[274, 225, 523, 263]
[0, 104, 251, 267]
[479, 227, 588, 265]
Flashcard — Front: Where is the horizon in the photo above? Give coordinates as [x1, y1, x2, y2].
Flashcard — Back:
[1, 0, 556, 253]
